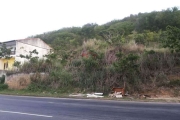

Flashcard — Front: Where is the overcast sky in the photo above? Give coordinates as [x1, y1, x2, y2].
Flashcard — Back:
[0, 0, 179, 42]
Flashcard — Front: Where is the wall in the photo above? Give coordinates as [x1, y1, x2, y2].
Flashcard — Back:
[15, 38, 51, 64]
[5, 73, 31, 90]
[5, 72, 48, 90]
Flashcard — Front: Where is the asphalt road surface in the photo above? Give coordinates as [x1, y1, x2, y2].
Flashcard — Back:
[0, 95, 180, 120]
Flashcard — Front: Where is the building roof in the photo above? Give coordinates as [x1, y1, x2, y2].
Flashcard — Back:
[0, 40, 16, 43]
[1, 38, 52, 50]
[1, 38, 44, 43]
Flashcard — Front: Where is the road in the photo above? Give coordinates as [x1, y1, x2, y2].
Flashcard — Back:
[0, 95, 180, 120]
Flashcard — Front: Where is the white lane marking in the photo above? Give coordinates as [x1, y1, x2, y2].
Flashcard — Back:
[0, 110, 53, 118]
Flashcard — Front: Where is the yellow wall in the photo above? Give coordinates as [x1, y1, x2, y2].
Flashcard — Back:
[0, 58, 15, 70]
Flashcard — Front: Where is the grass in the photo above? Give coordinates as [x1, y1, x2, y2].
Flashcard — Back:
[82, 39, 108, 53]
[0, 89, 69, 98]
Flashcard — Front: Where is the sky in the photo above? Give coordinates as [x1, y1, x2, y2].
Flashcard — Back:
[0, 0, 179, 42]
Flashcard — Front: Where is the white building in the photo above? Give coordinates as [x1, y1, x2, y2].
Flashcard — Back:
[0, 38, 51, 70]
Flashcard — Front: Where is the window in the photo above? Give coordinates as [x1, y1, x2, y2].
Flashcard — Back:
[11, 47, 16, 55]
[4, 62, 8, 70]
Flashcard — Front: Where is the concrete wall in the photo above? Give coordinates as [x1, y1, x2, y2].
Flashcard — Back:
[5, 73, 31, 90]
[15, 38, 51, 64]
[5, 72, 48, 90]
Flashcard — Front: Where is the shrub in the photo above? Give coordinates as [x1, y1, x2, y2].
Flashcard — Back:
[0, 84, 8, 90]
[27, 82, 48, 92]
[168, 79, 180, 87]
[28, 72, 51, 91]
[0, 75, 5, 84]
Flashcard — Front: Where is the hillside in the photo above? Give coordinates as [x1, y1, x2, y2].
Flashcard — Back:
[6, 7, 180, 97]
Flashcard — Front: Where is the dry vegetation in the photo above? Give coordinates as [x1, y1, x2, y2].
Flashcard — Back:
[1, 7, 180, 98]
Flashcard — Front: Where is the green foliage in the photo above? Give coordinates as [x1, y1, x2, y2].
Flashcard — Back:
[134, 31, 161, 46]
[77, 70, 107, 92]
[27, 73, 51, 92]
[83, 57, 99, 71]
[0, 84, 8, 90]
[82, 50, 104, 72]
[144, 49, 156, 54]
[50, 32, 82, 66]
[0, 43, 12, 59]
[0, 75, 8, 90]
[20, 49, 39, 61]
[113, 52, 140, 91]
[109, 21, 134, 36]
[50, 69, 72, 85]
[71, 59, 82, 67]
[136, 7, 180, 32]
[27, 69, 73, 92]
[162, 26, 180, 52]
[168, 79, 180, 87]
[97, 21, 134, 44]
[113, 52, 139, 73]
[19, 59, 52, 73]
[31, 7, 180, 46]
[13, 61, 21, 67]
[81, 23, 97, 39]
[134, 34, 145, 44]
[0, 75, 5, 84]
[26, 58, 73, 91]
[52, 32, 81, 49]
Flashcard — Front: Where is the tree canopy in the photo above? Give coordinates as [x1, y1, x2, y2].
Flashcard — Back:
[0, 43, 12, 59]
[163, 26, 180, 52]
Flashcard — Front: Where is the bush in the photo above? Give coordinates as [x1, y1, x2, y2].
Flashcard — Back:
[0, 84, 8, 90]
[0, 75, 5, 84]
[27, 82, 48, 92]
[168, 79, 180, 87]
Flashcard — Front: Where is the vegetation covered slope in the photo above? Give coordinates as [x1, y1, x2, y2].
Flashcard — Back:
[16, 7, 180, 96]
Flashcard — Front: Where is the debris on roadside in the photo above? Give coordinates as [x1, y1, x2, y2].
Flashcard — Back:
[109, 91, 123, 98]
[143, 94, 151, 98]
[111, 87, 125, 96]
[109, 87, 126, 98]
[87, 93, 104, 98]
[69, 93, 86, 97]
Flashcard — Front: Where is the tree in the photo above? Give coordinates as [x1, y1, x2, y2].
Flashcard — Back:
[20, 49, 39, 63]
[163, 26, 180, 52]
[81, 23, 98, 39]
[0, 43, 12, 59]
[113, 52, 140, 86]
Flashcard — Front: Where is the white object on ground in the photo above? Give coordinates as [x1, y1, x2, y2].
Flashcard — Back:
[94, 93, 103, 96]
[69, 94, 85, 97]
[116, 95, 122, 98]
[87, 93, 104, 98]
